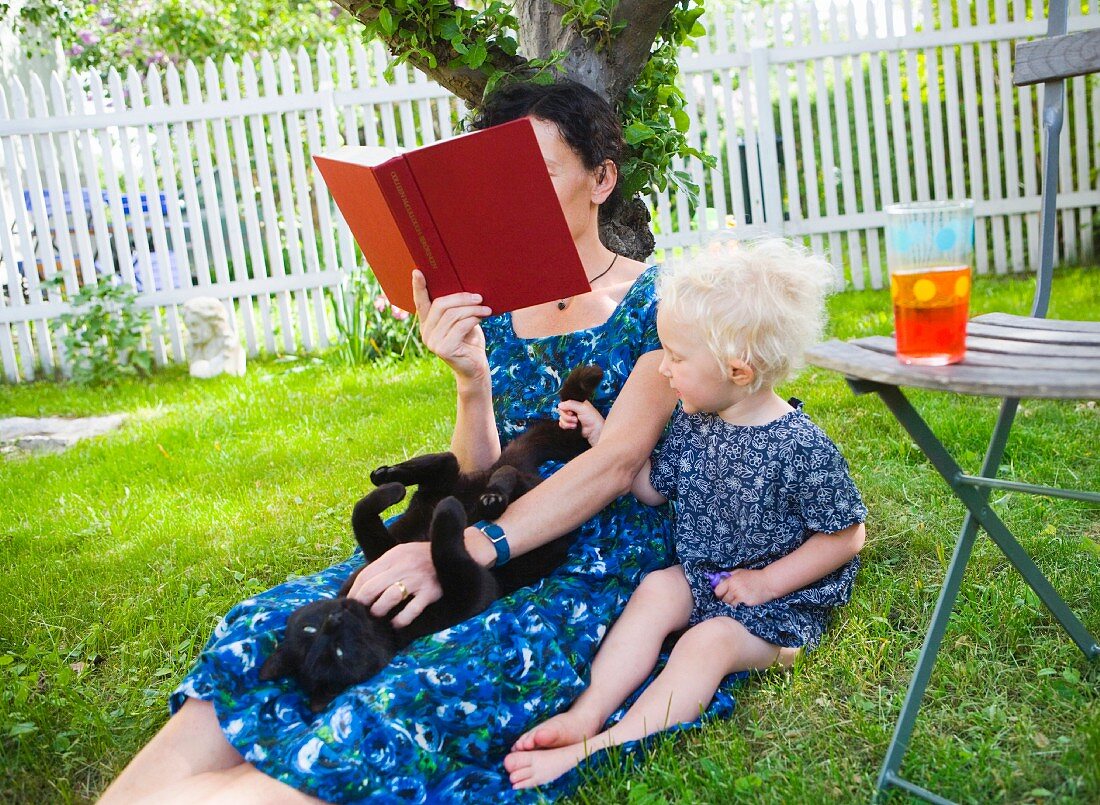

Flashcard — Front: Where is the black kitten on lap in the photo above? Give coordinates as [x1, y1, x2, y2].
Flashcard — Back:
[260, 365, 604, 712]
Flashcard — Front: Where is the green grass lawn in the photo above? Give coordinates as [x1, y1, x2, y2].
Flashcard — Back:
[1, 267, 1097, 803]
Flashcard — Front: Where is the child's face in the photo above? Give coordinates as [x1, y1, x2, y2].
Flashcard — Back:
[656, 309, 742, 416]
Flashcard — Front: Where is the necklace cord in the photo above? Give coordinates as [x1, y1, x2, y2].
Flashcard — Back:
[557, 253, 619, 311]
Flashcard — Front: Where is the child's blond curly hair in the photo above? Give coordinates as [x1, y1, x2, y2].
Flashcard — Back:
[657, 238, 838, 393]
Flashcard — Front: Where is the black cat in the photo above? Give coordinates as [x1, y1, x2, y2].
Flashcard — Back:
[259, 365, 604, 712]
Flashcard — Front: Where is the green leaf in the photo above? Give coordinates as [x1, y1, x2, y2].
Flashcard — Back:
[377, 7, 396, 36]
[671, 108, 690, 132]
[465, 42, 487, 69]
[623, 123, 656, 145]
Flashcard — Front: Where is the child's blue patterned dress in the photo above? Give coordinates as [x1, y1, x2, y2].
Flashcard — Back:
[170, 267, 738, 803]
[649, 405, 868, 649]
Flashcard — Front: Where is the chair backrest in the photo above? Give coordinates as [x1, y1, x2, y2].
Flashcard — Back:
[1011, 0, 1100, 319]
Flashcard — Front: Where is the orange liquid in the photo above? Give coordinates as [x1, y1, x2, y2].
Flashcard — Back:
[891, 265, 971, 365]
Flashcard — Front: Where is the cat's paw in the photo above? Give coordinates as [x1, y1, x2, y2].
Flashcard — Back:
[357, 481, 406, 515]
[560, 365, 604, 402]
[478, 490, 508, 519]
[369, 465, 394, 485]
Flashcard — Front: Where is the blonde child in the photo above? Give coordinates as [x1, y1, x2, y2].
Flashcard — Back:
[504, 238, 867, 789]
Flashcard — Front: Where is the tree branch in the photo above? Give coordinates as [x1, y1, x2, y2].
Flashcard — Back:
[332, 0, 532, 105]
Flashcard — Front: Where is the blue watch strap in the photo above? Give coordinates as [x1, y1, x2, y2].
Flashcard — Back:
[473, 519, 510, 566]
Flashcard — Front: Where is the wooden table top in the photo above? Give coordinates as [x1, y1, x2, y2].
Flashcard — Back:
[806, 313, 1100, 400]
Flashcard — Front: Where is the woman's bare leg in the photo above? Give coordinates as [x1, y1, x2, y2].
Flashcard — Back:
[511, 565, 694, 751]
[98, 698, 244, 803]
[505, 616, 786, 789]
[144, 763, 325, 805]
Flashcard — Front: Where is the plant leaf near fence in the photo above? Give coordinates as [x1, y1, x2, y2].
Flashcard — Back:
[0, 0, 1097, 383]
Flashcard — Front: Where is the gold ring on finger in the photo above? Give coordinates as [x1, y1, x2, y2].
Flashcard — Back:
[393, 579, 411, 601]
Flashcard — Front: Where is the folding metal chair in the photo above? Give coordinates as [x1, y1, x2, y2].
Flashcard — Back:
[806, 2, 1100, 801]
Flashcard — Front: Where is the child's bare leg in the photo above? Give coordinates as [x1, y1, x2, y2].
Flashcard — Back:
[511, 566, 694, 751]
[506, 617, 785, 789]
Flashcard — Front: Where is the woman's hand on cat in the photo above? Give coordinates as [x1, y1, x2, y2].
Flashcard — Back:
[557, 399, 604, 447]
[413, 270, 492, 384]
[347, 542, 443, 628]
[714, 568, 775, 608]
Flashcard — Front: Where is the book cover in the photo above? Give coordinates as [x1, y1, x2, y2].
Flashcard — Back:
[313, 118, 591, 314]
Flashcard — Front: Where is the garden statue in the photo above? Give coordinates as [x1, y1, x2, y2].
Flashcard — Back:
[182, 297, 246, 379]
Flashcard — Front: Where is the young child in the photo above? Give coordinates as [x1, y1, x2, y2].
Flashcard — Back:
[503, 238, 868, 789]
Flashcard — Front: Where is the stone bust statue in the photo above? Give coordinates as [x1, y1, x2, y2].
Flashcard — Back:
[182, 297, 246, 379]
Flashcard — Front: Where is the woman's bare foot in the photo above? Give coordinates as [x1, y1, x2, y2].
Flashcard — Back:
[504, 741, 591, 789]
[510, 710, 601, 752]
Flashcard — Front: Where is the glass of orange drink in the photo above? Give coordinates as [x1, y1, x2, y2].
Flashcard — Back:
[885, 200, 975, 365]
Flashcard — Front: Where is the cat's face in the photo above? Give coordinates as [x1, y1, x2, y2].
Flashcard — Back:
[259, 596, 399, 712]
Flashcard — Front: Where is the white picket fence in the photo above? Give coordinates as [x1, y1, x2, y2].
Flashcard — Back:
[0, 0, 1097, 382]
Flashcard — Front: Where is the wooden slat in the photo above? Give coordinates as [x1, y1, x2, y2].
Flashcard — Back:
[972, 312, 1100, 333]
[1013, 29, 1100, 86]
[854, 334, 1100, 371]
[967, 320, 1100, 346]
[806, 338, 1100, 399]
[964, 334, 1100, 357]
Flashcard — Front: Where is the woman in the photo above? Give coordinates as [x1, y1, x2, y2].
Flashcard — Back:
[102, 80, 679, 804]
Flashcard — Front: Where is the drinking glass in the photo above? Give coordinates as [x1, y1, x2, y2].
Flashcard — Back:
[885, 200, 975, 365]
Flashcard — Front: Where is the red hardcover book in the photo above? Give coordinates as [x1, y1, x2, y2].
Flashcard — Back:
[313, 118, 590, 314]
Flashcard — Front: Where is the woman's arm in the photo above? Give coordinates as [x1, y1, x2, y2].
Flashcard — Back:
[715, 522, 866, 607]
[352, 350, 677, 625]
[411, 270, 499, 471]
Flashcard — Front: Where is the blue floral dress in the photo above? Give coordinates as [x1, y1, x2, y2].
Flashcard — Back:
[170, 267, 718, 803]
[649, 405, 867, 649]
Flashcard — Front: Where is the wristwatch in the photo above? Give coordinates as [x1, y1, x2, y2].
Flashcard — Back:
[473, 520, 510, 567]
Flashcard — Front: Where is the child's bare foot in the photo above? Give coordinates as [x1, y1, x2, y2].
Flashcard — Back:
[510, 710, 600, 751]
[504, 742, 591, 789]
[775, 646, 801, 669]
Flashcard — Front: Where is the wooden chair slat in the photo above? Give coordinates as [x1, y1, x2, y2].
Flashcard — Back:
[1012, 28, 1100, 86]
[966, 321, 1100, 347]
[971, 312, 1100, 334]
[806, 339, 1100, 399]
[850, 335, 1100, 371]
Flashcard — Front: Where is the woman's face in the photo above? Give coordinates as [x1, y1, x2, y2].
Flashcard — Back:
[528, 116, 606, 243]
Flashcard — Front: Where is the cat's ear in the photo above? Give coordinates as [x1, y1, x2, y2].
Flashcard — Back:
[258, 645, 294, 681]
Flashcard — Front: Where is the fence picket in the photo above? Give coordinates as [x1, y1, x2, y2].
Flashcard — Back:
[242, 57, 295, 353]
[976, 0, 1009, 272]
[128, 67, 185, 360]
[848, 14, 882, 287]
[29, 75, 79, 311]
[827, 5, 863, 289]
[715, 15, 748, 228]
[260, 52, 313, 352]
[791, 9, 824, 255]
[11, 79, 62, 373]
[223, 57, 277, 353]
[957, 3, 991, 274]
[48, 76, 97, 289]
[883, 0, 912, 204]
[0, 83, 36, 380]
[1057, 82, 1076, 264]
[285, 48, 330, 349]
[922, 0, 948, 199]
[1072, 71, 1092, 259]
[903, 4, 930, 200]
[164, 64, 212, 296]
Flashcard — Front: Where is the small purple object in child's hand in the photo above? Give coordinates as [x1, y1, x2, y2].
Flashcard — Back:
[706, 571, 730, 589]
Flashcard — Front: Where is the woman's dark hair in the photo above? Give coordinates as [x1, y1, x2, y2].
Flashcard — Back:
[470, 80, 624, 175]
